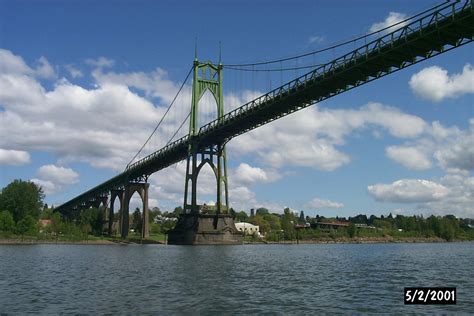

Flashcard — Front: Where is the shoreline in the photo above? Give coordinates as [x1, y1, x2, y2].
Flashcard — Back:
[0, 239, 164, 245]
[2, 236, 472, 245]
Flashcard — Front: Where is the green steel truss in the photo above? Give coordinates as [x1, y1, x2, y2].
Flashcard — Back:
[55, 0, 474, 215]
[183, 60, 229, 214]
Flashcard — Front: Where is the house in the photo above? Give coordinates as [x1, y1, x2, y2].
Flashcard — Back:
[235, 222, 261, 237]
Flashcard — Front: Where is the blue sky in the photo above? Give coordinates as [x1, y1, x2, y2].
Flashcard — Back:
[0, 0, 473, 218]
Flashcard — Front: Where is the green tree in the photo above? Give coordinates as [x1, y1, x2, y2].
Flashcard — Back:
[256, 208, 269, 216]
[0, 210, 15, 232]
[348, 223, 356, 238]
[16, 215, 37, 239]
[281, 208, 296, 240]
[235, 211, 248, 222]
[132, 208, 142, 234]
[299, 211, 305, 223]
[0, 179, 44, 223]
[80, 208, 103, 236]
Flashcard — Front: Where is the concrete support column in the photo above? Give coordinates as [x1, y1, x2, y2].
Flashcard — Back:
[110, 189, 124, 237]
[141, 183, 150, 239]
[121, 187, 130, 239]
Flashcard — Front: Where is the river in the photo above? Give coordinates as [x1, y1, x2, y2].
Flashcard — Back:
[0, 242, 472, 314]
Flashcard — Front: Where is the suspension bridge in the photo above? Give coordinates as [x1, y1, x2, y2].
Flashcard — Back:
[54, 1, 473, 244]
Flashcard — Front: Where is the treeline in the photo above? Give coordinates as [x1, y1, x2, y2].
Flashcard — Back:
[233, 208, 474, 242]
[1, 179, 473, 242]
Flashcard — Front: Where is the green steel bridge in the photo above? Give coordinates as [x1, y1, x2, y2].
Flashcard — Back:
[55, 1, 474, 239]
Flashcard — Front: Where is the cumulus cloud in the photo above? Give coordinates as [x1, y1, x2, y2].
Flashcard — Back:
[37, 164, 79, 185]
[30, 178, 57, 195]
[385, 146, 432, 170]
[409, 64, 474, 102]
[229, 102, 426, 171]
[369, 12, 407, 33]
[0, 48, 193, 171]
[64, 64, 83, 78]
[305, 198, 344, 209]
[367, 179, 449, 203]
[30, 164, 79, 195]
[387, 120, 474, 172]
[85, 57, 114, 68]
[0, 49, 56, 79]
[0, 148, 31, 166]
[231, 163, 280, 185]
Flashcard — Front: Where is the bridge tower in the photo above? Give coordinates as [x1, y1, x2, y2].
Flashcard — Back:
[183, 58, 229, 215]
[168, 56, 242, 245]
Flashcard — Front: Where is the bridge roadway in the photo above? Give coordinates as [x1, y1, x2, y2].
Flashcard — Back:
[56, 0, 473, 214]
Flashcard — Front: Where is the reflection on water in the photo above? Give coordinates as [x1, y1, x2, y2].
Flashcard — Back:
[0, 243, 473, 314]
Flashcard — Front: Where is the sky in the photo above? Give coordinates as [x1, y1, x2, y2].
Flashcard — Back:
[0, 0, 473, 218]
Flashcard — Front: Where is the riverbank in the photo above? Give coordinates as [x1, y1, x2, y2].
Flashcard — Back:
[0, 238, 164, 245]
[246, 236, 455, 244]
[2, 236, 468, 245]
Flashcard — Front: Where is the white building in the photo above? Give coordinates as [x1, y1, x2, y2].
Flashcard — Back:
[235, 222, 261, 237]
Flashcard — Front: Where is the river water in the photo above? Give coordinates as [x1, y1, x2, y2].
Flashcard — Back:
[0, 242, 472, 314]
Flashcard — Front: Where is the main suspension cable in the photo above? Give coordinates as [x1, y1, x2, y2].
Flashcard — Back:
[223, 0, 451, 68]
[126, 66, 193, 169]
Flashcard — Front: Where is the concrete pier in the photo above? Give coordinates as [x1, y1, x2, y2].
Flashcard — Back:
[167, 214, 242, 245]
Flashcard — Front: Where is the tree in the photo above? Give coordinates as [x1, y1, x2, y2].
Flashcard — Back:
[16, 215, 37, 239]
[299, 211, 305, 223]
[0, 179, 44, 223]
[0, 210, 15, 232]
[348, 223, 356, 238]
[132, 208, 142, 234]
[80, 208, 103, 236]
[256, 208, 269, 216]
[235, 211, 248, 222]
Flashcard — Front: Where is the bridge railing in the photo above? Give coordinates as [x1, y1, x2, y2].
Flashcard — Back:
[197, 0, 471, 138]
[125, 134, 189, 172]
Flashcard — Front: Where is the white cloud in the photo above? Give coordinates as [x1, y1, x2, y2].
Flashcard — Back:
[308, 35, 324, 44]
[0, 148, 31, 166]
[85, 57, 114, 68]
[37, 164, 79, 185]
[231, 163, 280, 185]
[0, 49, 32, 74]
[367, 179, 449, 203]
[409, 64, 474, 102]
[30, 178, 57, 195]
[369, 12, 407, 33]
[30, 164, 79, 195]
[229, 102, 426, 171]
[385, 146, 432, 170]
[305, 198, 344, 209]
[0, 49, 55, 79]
[35, 56, 56, 79]
[65, 64, 83, 78]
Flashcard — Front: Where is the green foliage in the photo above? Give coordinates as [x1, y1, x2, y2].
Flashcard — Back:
[80, 208, 104, 236]
[132, 208, 142, 234]
[256, 208, 269, 216]
[0, 210, 15, 232]
[16, 215, 37, 237]
[235, 211, 248, 222]
[348, 223, 356, 238]
[0, 179, 44, 223]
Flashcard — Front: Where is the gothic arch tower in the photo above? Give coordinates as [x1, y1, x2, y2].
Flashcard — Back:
[168, 57, 242, 245]
[183, 59, 229, 215]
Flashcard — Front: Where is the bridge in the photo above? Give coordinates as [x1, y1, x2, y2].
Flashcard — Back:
[55, 1, 473, 244]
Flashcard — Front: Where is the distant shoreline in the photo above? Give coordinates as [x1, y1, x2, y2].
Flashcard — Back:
[2, 236, 473, 245]
[249, 236, 454, 245]
[0, 239, 164, 245]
